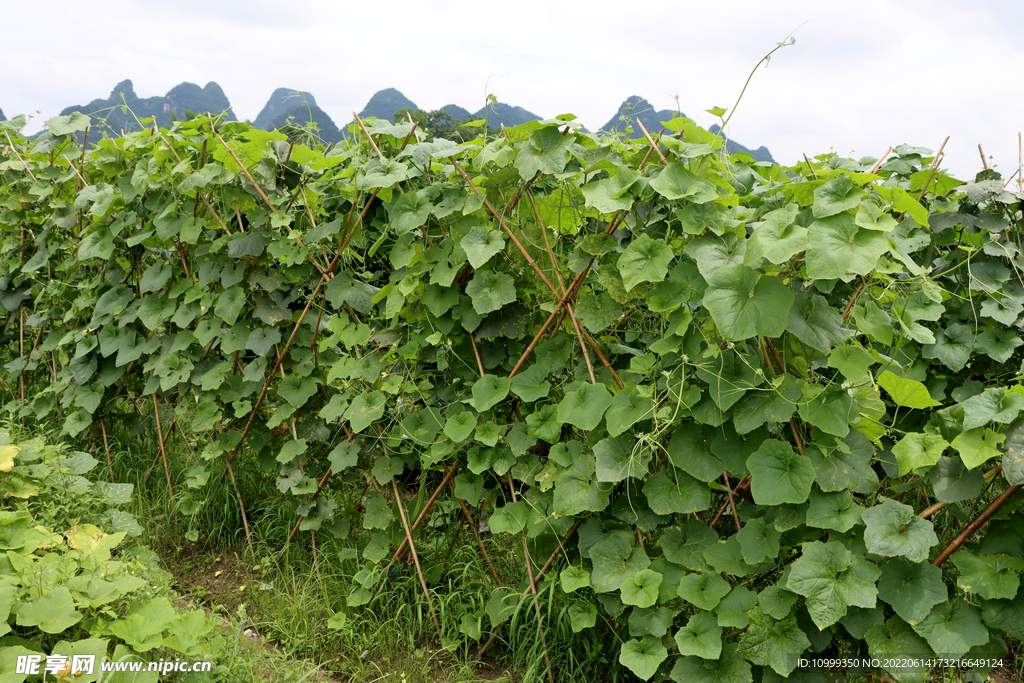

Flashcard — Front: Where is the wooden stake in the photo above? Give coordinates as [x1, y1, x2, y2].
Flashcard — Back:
[152, 395, 174, 501]
[393, 480, 442, 640]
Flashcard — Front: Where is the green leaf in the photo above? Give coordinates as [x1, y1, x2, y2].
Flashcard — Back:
[951, 428, 1005, 469]
[812, 175, 864, 218]
[514, 125, 571, 178]
[643, 470, 710, 515]
[606, 386, 654, 437]
[362, 496, 394, 529]
[617, 234, 674, 291]
[444, 412, 477, 442]
[677, 571, 731, 611]
[715, 586, 758, 628]
[862, 498, 938, 563]
[694, 351, 762, 412]
[618, 636, 668, 681]
[703, 266, 794, 341]
[731, 375, 800, 435]
[277, 439, 308, 464]
[798, 385, 855, 438]
[649, 162, 717, 202]
[594, 435, 649, 482]
[14, 586, 83, 633]
[489, 501, 529, 534]
[590, 534, 650, 593]
[574, 292, 623, 333]
[806, 212, 889, 280]
[758, 585, 799, 619]
[660, 521, 718, 572]
[864, 616, 933, 681]
[345, 392, 387, 432]
[278, 375, 319, 407]
[892, 432, 949, 476]
[877, 370, 940, 409]
[327, 442, 359, 472]
[805, 489, 863, 532]
[557, 382, 613, 431]
[736, 607, 811, 677]
[670, 644, 753, 683]
[675, 611, 722, 659]
[620, 568, 662, 608]
[923, 323, 976, 371]
[745, 205, 805, 266]
[981, 592, 1024, 640]
[951, 550, 1024, 600]
[460, 226, 505, 268]
[553, 454, 610, 517]
[927, 456, 986, 503]
[466, 270, 516, 314]
[786, 291, 854, 354]
[471, 374, 511, 412]
[807, 434, 879, 494]
[911, 599, 989, 659]
[746, 439, 815, 505]
[510, 365, 552, 402]
[829, 344, 875, 380]
[876, 557, 947, 626]
[560, 565, 591, 593]
[786, 540, 880, 630]
[961, 388, 1024, 430]
[568, 600, 598, 632]
[735, 518, 782, 564]
[684, 233, 746, 281]
[666, 424, 725, 482]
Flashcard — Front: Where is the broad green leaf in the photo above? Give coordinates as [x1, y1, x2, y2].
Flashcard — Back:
[594, 435, 649, 482]
[745, 205, 805, 265]
[786, 540, 880, 630]
[758, 585, 798, 619]
[14, 586, 83, 633]
[806, 433, 878, 494]
[526, 405, 560, 443]
[606, 386, 654, 437]
[345, 392, 387, 432]
[731, 376, 800, 435]
[735, 518, 782, 564]
[560, 565, 590, 593]
[589, 534, 650, 592]
[892, 432, 949, 476]
[876, 557, 946, 626]
[618, 636, 668, 681]
[489, 501, 529, 534]
[677, 571, 731, 611]
[911, 599, 989, 659]
[736, 607, 810, 677]
[670, 644, 753, 683]
[617, 234, 674, 291]
[460, 226, 505, 268]
[444, 412, 477, 442]
[806, 212, 889, 280]
[666, 424, 725, 482]
[660, 521, 718, 572]
[746, 439, 815, 505]
[327, 442, 359, 472]
[628, 605, 676, 637]
[927, 456, 985, 503]
[862, 498, 938, 563]
[471, 374, 511, 412]
[465, 270, 516, 314]
[278, 375, 318, 407]
[683, 233, 746, 281]
[981, 592, 1024, 640]
[620, 568, 662, 608]
[829, 344, 875, 380]
[715, 586, 758, 628]
[877, 370, 940, 409]
[568, 600, 597, 632]
[574, 292, 623, 332]
[694, 351, 762, 412]
[703, 266, 793, 341]
[510, 365, 552, 402]
[961, 388, 1024, 430]
[864, 616, 933, 682]
[643, 470, 710, 515]
[798, 385, 855, 437]
[951, 550, 1024, 600]
[805, 489, 862, 532]
[812, 175, 864, 217]
[277, 439, 308, 464]
[557, 382, 613, 431]
[951, 428, 1005, 469]
[787, 291, 854, 354]
[553, 454, 610, 517]
[650, 162, 717, 202]
[674, 611, 722, 659]
[923, 323, 976, 371]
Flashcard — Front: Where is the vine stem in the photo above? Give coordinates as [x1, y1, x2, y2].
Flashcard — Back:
[393, 479, 442, 640]
[2, 129, 35, 180]
[932, 484, 1021, 566]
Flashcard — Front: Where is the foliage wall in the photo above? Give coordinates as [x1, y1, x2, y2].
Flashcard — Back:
[2, 108, 1024, 682]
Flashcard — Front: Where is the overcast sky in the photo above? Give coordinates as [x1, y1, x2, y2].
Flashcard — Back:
[4, 0, 1021, 182]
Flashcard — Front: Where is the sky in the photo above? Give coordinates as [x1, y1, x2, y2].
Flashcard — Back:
[3, 0, 1022, 182]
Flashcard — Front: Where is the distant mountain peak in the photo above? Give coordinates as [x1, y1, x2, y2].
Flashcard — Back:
[253, 88, 318, 130]
[471, 101, 541, 129]
[110, 79, 136, 99]
[359, 88, 418, 122]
